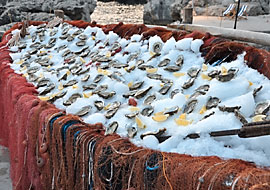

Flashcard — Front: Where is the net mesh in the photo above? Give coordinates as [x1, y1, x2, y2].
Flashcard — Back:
[1, 21, 270, 190]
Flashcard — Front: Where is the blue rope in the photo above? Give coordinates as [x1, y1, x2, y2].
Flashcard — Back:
[145, 160, 159, 171]
[49, 113, 64, 133]
[61, 120, 80, 142]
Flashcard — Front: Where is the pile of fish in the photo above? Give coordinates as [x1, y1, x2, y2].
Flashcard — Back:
[8, 23, 270, 159]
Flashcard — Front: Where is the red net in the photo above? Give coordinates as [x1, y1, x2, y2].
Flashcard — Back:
[1, 21, 270, 190]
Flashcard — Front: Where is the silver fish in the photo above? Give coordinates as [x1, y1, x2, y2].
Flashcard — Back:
[182, 77, 195, 89]
[206, 97, 220, 110]
[93, 74, 104, 83]
[183, 99, 198, 114]
[129, 81, 144, 91]
[94, 100, 104, 111]
[125, 112, 139, 119]
[141, 106, 154, 116]
[159, 84, 172, 95]
[127, 125, 137, 138]
[187, 67, 200, 78]
[105, 121, 119, 135]
[63, 79, 78, 87]
[152, 42, 162, 54]
[75, 105, 92, 117]
[175, 55, 184, 67]
[158, 58, 170, 67]
[164, 106, 179, 116]
[134, 86, 152, 99]
[218, 105, 241, 113]
[255, 102, 270, 115]
[144, 94, 156, 105]
[164, 65, 181, 72]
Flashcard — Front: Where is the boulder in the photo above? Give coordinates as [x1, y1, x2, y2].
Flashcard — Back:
[0, 0, 97, 26]
[144, 0, 270, 24]
[143, 0, 189, 25]
[247, 2, 268, 16]
[98, 0, 147, 4]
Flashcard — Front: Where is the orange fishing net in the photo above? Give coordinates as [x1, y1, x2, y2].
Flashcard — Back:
[1, 20, 270, 190]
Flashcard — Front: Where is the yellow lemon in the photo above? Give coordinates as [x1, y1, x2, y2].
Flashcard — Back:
[252, 115, 266, 122]
[38, 96, 49, 101]
[129, 106, 140, 112]
[199, 105, 207, 114]
[58, 83, 64, 90]
[221, 66, 227, 74]
[80, 57, 86, 63]
[173, 72, 185, 78]
[128, 81, 133, 88]
[135, 116, 146, 129]
[202, 64, 208, 72]
[201, 73, 212, 81]
[146, 68, 158, 73]
[152, 114, 169, 122]
[83, 92, 92, 98]
[174, 118, 192, 126]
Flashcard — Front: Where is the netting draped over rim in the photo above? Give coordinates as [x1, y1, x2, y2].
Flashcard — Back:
[1, 20, 270, 190]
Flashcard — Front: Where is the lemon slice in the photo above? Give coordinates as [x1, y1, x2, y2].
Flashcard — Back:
[128, 81, 133, 88]
[154, 111, 164, 116]
[129, 106, 140, 112]
[173, 72, 185, 78]
[152, 114, 169, 122]
[199, 105, 206, 114]
[58, 83, 64, 90]
[80, 57, 86, 64]
[174, 118, 192, 126]
[102, 70, 111, 76]
[221, 66, 227, 74]
[149, 51, 155, 56]
[39, 73, 44, 78]
[106, 51, 111, 58]
[135, 116, 146, 129]
[179, 113, 187, 119]
[252, 115, 266, 122]
[201, 73, 212, 81]
[22, 73, 28, 78]
[146, 68, 158, 73]
[104, 104, 111, 110]
[202, 64, 208, 72]
[83, 92, 92, 98]
[38, 96, 49, 101]
[20, 66, 27, 72]
[16, 60, 24, 65]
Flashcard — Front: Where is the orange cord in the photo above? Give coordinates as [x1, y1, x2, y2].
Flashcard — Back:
[161, 152, 173, 190]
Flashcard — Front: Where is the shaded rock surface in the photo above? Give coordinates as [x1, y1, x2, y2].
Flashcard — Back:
[144, 0, 270, 25]
[0, 0, 97, 26]
[98, 0, 147, 4]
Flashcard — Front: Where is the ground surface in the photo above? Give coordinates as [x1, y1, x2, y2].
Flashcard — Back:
[0, 146, 11, 190]
[91, 1, 144, 24]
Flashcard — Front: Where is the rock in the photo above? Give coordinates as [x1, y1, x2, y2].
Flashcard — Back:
[143, 0, 189, 25]
[98, 0, 147, 4]
[144, 0, 270, 24]
[0, 0, 97, 26]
